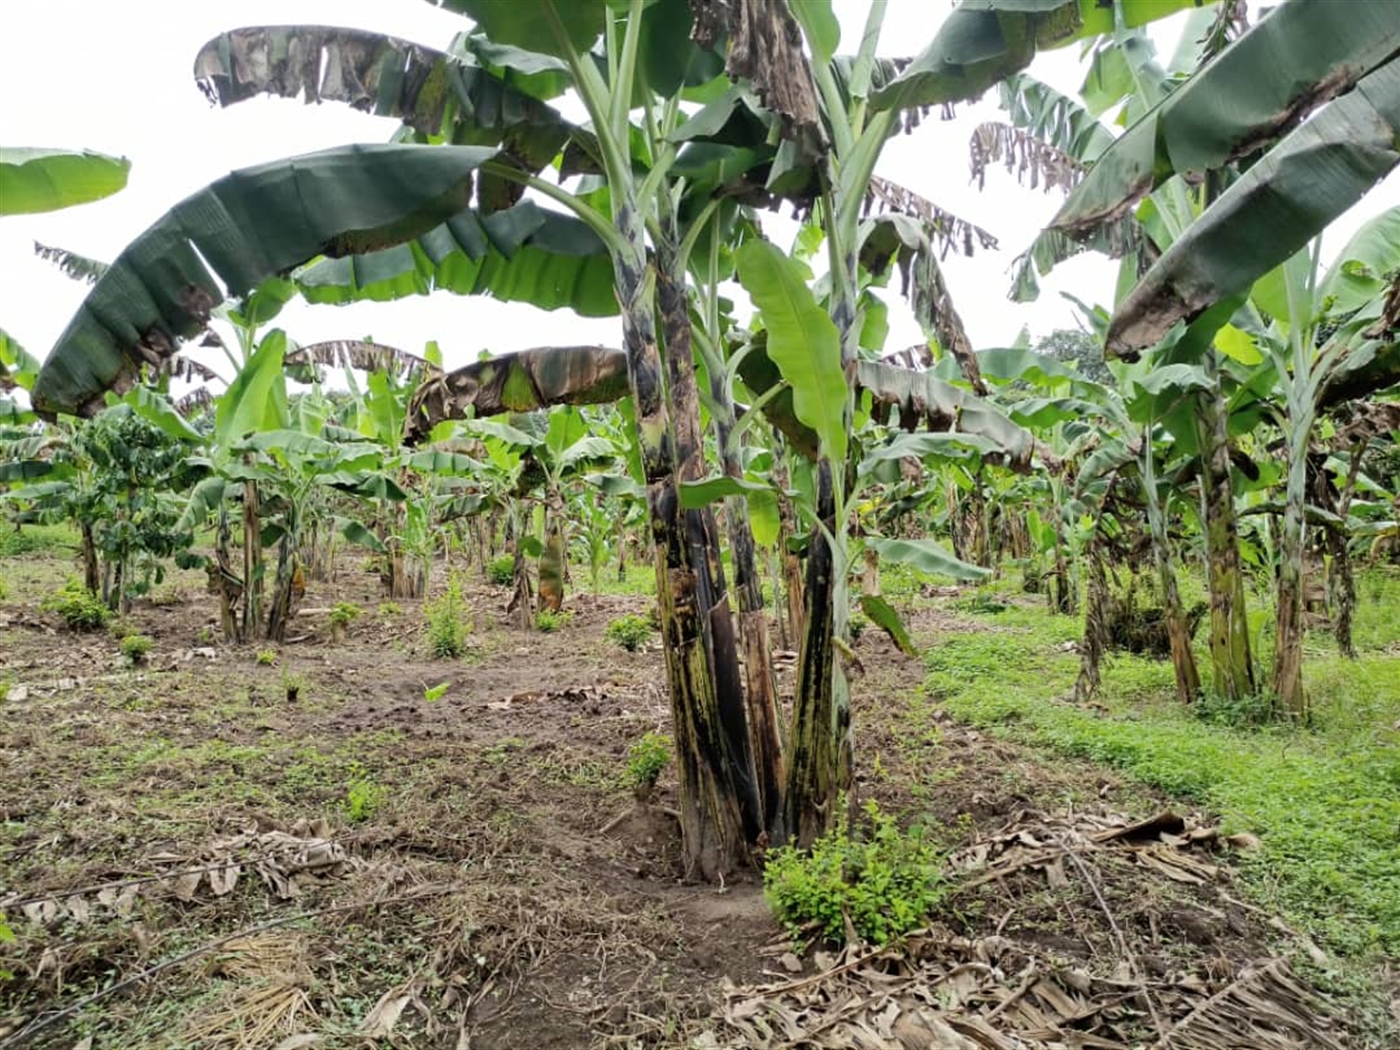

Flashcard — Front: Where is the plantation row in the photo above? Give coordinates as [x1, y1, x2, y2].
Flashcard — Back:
[2, 0, 1397, 883]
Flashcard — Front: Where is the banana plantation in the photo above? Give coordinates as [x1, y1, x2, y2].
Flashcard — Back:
[2, 1, 1399, 1047]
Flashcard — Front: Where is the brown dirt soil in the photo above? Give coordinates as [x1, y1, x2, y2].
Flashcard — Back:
[0, 550, 1370, 1048]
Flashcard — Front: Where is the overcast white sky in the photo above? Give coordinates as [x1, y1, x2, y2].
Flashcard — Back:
[2, 0, 1395, 387]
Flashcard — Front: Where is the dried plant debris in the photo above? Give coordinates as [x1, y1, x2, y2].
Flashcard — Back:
[9, 817, 356, 928]
[702, 809, 1350, 1050]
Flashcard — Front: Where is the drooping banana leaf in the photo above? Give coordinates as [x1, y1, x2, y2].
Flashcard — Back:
[1106, 58, 1400, 354]
[1053, 1, 1400, 237]
[283, 340, 439, 385]
[0, 147, 130, 215]
[194, 26, 574, 210]
[869, 0, 1202, 114]
[406, 345, 629, 444]
[33, 143, 494, 419]
[294, 200, 616, 318]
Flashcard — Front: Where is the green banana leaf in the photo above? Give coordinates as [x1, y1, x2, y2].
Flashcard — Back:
[736, 240, 847, 465]
[0, 147, 130, 215]
[34, 144, 497, 419]
[429, 0, 607, 60]
[0, 327, 40, 392]
[857, 593, 917, 656]
[295, 200, 615, 318]
[1106, 58, 1400, 354]
[867, 536, 989, 582]
[1053, 1, 1400, 237]
[870, 0, 1200, 113]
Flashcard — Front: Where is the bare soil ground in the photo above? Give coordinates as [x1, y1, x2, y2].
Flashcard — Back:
[0, 550, 1374, 1048]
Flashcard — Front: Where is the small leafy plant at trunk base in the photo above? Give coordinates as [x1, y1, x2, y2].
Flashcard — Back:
[328, 601, 361, 642]
[425, 574, 470, 658]
[120, 634, 153, 666]
[42, 581, 111, 632]
[764, 801, 947, 947]
[606, 613, 655, 652]
[488, 556, 515, 586]
[255, 649, 277, 667]
[535, 608, 571, 633]
[625, 732, 671, 801]
[377, 601, 401, 617]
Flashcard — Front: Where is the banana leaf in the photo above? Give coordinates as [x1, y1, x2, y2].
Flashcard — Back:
[870, 0, 1201, 113]
[1053, 0, 1400, 236]
[33, 143, 497, 419]
[0, 147, 130, 215]
[1106, 58, 1400, 354]
[295, 200, 615, 318]
[406, 345, 629, 443]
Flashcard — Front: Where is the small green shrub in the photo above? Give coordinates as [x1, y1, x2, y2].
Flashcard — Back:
[535, 608, 572, 633]
[328, 601, 362, 629]
[121, 634, 154, 666]
[255, 649, 277, 667]
[0, 576, 7, 602]
[625, 732, 671, 797]
[42, 581, 111, 632]
[848, 613, 868, 641]
[377, 601, 402, 617]
[1194, 688, 1277, 729]
[488, 556, 516, 586]
[764, 801, 947, 946]
[344, 766, 385, 823]
[606, 613, 654, 652]
[426, 574, 471, 658]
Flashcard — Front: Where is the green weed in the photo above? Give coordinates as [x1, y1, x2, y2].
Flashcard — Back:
[41, 581, 111, 632]
[328, 601, 362, 629]
[120, 634, 153, 666]
[344, 767, 386, 824]
[425, 574, 471, 658]
[624, 732, 671, 797]
[535, 608, 571, 633]
[765, 800, 947, 946]
[488, 555, 515, 586]
[605, 613, 654, 652]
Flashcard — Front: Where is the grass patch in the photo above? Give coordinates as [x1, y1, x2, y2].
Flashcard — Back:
[0, 523, 78, 557]
[925, 585, 1400, 959]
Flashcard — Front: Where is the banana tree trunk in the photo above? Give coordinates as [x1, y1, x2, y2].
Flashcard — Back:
[1273, 403, 1314, 717]
[1075, 535, 1110, 703]
[539, 491, 566, 613]
[266, 523, 301, 644]
[214, 503, 242, 643]
[620, 231, 757, 879]
[1196, 364, 1256, 700]
[80, 520, 99, 595]
[771, 444, 804, 646]
[1144, 436, 1201, 702]
[705, 331, 786, 844]
[1330, 444, 1363, 660]
[784, 461, 851, 848]
[241, 469, 262, 642]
